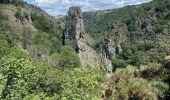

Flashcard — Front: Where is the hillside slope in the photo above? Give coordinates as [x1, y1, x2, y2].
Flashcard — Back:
[0, 0, 170, 99]
[83, 0, 170, 99]
[0, 1, 64, 62]
[0, 1, 92, 99]
[83, 0, 170, 66]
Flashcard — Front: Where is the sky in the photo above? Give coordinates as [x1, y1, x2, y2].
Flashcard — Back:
[25, 0, 152, 16]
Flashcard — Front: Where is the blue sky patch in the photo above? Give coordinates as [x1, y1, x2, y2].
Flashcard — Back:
[25, 0, 152, 16]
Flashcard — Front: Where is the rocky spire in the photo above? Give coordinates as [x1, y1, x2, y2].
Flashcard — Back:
[64, 6, 85, 52]
[63, 6, 100, 68]
[63, 6, 113, 76]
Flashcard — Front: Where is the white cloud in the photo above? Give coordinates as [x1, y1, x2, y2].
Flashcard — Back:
[27, 0, 152, 15]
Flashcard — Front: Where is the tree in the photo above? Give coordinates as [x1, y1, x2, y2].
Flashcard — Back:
[8, 46, 27, 59]
[0, 57, 36, 99]
[61, 68, 105, 99]
[28, 63, 63, 98]
[0, 0, 24, 6]
[0, 39, 10, 59]
[58, 46, 81, 69]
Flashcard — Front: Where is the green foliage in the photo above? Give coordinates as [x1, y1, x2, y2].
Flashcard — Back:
[15, 8, 29, 21]
[119, 42, 144, 66]
[15, 9, 23, 21]
[58, 46, 81, 69]
[30, 13, 62, 53]
[28, 63, 63, 98]
[83, 0, 170, 66]
[12, 0, 25, 6]
[50, 46, 81, 69]
[103, 66, 169, 100]
[8, 46, 27, 59]
[139, 63, 168, 80]
[61, 68, 105, 99]
[0, 39, 10, 59]
[0, 57, 36, 99]
[0, 12, 20, 47]
[0, 56, 105, 99]
[0, 0, 24, 6]
[111, 58, 127, 71]
[0, 0, 12, 4]
[1, 0, 170, 99]
[31, 13, 49, 32]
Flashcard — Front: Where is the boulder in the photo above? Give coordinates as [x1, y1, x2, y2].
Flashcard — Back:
[165, 56, 170, 61]
[164, 55, 170, 69]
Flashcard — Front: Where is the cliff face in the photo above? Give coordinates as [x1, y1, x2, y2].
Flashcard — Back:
[63, 6, 113, 74]
[64, 6, 100, 67]
[64, 6, 84, 51]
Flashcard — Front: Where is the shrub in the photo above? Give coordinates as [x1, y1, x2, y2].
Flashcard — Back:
[112, 58, 127, 71]
[61, 68, 105, 99]
[0, 57, 36, 99]
[0, 39, 10, 59]
[8, 46, 27, 59]
[58, 46, 81, 69]
[31, 13, 50, 32]
[139, 63, 168, 80]
[28, 63, 63, 97]
[0, 0, 24, 6]
[102, 66, 169, 100]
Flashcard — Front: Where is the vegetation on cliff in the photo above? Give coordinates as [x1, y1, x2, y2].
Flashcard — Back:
[0, 0, 170, 99]
[84, 0, 170, 66]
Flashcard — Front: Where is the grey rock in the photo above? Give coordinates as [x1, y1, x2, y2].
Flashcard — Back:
[63, 6, 101, 68]
[100, 39, 115, 75]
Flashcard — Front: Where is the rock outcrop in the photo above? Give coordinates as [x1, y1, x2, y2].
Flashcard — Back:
[164, 55, 170, 70]
[165, 56, 170, 61]
[100, 39, 115, 75]
[64, 6, 116, 76]
[63, 6, 101, 68]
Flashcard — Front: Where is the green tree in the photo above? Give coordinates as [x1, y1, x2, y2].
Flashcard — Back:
[0, 39, 10, 59]
[61, 68, 105, 99]
[0, 57, 36, 99]
[8, 46, 27, 59]
[28, 63, 63, 98]
[58, 46, 81, 69]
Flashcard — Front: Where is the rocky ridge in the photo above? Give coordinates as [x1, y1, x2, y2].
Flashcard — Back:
[63, 6, 114, 75]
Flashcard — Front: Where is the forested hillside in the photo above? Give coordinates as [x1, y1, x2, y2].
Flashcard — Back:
[83, 0, 170, 99]
[0, 0, 103, 99]
[84, 0, 170, 66]
[0, 0, 170, 99]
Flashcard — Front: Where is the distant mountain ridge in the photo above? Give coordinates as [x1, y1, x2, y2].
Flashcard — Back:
[83, 0, 170, 65]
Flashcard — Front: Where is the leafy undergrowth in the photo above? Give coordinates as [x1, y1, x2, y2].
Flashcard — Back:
[0, 56, 106, 100]
[102, 65, 169, 100]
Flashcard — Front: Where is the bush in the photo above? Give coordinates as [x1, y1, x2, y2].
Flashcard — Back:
[102, 66, 169, 100]
[139, 63, 167, 80]
[0, 39, 10, 59]
[0, 57, 36, 99]
[112, 58, 127, 71]
[58, 46, 81, 69]
[12, 0, 24, 6]
[61, 68, 105, 99]
[15, 9, 28, 21]
[8, 46, 27, 59]
[31, 13, 50, 32]
[119, 42, 144, 66]
[28, 63, 63, 97]
[0, 0, 24, 6]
